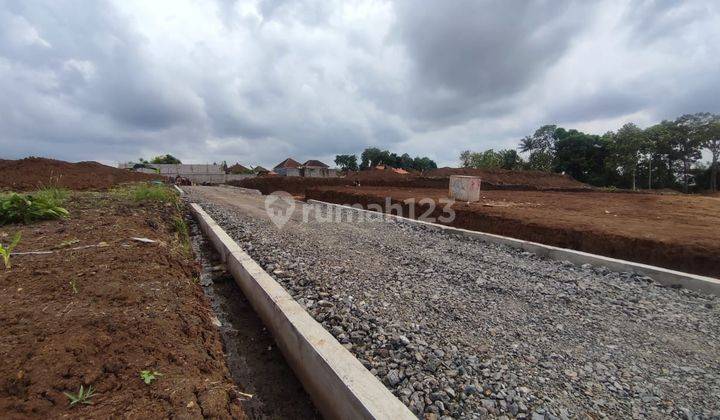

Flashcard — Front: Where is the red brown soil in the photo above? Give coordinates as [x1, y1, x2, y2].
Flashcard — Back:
[232, 167, 591, 197]
[306, 186, 720, 278]
[0, 194, 244, 418]
[425, 167, 589, 189]
[232, 176, 349, 195]
[0, 157, 161, 191]
[345, 168, 418, 181]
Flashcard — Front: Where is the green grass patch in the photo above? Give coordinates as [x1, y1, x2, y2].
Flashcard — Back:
[172, 216, 191, 256]
[34, 187, 70, 206]
[0, 189, 70, 225]
[111, 183, 178, 205]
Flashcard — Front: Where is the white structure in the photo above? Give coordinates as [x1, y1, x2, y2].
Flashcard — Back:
[449, 175, 481, 202]
[119, 163, 254, 184]
[273, 158, 338, 178]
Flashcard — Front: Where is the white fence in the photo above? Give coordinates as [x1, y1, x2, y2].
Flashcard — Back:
[118, 163, 255, 184]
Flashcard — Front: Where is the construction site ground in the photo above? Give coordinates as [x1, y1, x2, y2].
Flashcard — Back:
[185, 185, 720, 419]
[0, 191, 316, 418]
[305, 186, 720, 278]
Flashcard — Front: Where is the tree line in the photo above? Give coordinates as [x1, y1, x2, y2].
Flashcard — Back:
[461, 112, 720, 192]
[137, 154, 182, 164]
[335, 147, 438, 172]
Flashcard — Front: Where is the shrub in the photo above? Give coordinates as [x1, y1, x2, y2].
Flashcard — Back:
[0, 191, 70, 225]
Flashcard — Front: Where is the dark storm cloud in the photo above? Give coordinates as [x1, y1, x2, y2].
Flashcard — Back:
[623, 0, 710, 45]
[0, 1, 203, 134]
[547, 89, 652, 125]
[618, 0, 720, 121]
[391, 0, 595, 124]
[0, 0, 719, 168]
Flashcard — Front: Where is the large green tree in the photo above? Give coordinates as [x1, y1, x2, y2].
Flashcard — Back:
[412, 156, 437, 171]
[693, 113, 720, 191]
[360, 147, 388, 169]
[460, 150, 501, 169]
[672, 114, 705, 192]
[708, 116, 720, 192]
[519, 125, 557, 155]
[359, 148, 436, 171]
[334, 154, 358, 171]
[553, 129, 610, 185]
[150, 154, 182, 164]
[606, 123, 646, 190]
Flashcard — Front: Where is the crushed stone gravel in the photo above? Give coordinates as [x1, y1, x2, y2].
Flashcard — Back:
[188, 192, 720, 420]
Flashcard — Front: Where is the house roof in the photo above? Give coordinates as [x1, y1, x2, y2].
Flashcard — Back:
[274, 158, 302, 169]
[253, 166, 269, 173]
[303, 159, 329, 168]
[226, 163, 249, 174]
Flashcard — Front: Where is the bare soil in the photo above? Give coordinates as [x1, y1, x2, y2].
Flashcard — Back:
[0, 193, 243, 418]
[424, 167, 589, 189]
[232, 167, 592, 197]
[0, 157, 160, 191]
[306, 186, 720, 278]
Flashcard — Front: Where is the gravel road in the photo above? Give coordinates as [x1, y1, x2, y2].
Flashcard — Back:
[186, 186, 720, 420]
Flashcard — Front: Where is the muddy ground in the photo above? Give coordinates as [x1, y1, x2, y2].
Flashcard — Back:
[0, 193, 245, 418]
[306, 186, 720, 278]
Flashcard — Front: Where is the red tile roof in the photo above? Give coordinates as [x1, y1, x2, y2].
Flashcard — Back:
[273, 158, 302, 169]
[303, 159, 329, 168]
[226, 163, 250, 174]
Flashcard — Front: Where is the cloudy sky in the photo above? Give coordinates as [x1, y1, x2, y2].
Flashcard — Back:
[1, 0, 719, 168]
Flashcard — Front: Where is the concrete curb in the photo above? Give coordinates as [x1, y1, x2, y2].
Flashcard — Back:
[189, 203, 415, 420]
[307, 199, 720, 296]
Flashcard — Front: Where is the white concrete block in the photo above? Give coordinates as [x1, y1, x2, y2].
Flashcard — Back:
[449, 175, 482, 202]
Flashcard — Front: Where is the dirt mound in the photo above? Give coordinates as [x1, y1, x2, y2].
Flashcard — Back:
[345, 168, 417, 181]
[0, 157, 161, 191]
[426, 167, 589, 189]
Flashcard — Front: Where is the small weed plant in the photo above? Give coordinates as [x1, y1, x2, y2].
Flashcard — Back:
[140, 370, 163, 384]
[64, 385, 96, 406]
[0, 232, 21, 268]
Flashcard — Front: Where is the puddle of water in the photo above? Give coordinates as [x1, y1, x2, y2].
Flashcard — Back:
[189, 219, 319, 419]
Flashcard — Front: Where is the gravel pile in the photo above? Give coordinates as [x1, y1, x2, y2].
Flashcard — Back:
[190, 195, 720, 420]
